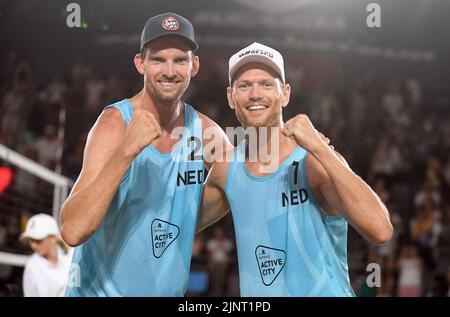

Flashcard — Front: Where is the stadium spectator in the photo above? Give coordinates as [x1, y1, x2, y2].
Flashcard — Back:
[32, 125, 58, 169]
[397, 245, 423, 297]
[206, 226, 234, 296]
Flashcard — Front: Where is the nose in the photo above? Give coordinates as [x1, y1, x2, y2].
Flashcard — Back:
[249, 83, 263, 101]
[162, 61, 177, 80]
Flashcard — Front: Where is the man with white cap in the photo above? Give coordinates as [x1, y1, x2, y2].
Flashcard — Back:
[196, 42, 393, 296]
[21, 213, 72, 297]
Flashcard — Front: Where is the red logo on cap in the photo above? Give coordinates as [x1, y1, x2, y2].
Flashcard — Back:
[162, 17, 179, 31]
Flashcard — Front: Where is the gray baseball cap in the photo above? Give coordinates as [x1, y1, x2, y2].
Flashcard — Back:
[140, 12, 198, 52]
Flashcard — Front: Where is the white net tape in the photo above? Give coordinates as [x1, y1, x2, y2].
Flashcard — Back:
[0, 252, 30, 267]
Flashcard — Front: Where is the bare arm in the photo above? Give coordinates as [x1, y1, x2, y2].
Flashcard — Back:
[284, 114, 393, 245]
[196, 160, 231, 233]
[60, 108, 161, 246]
[195, 113, 233, 232]
[308, 148, 393, 244]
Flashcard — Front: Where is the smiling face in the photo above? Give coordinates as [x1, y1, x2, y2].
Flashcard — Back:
[227, 63, 290, 128]
[135, 36, 199, 105]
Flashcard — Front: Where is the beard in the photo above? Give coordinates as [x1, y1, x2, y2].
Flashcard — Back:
[147, 76, 190, 104]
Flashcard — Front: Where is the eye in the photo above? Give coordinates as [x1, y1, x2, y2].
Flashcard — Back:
[175, 57, 188, 64]
[237, 82, 249, 89]
[150, 57, 164, 63]
[263, 81, 274, 88]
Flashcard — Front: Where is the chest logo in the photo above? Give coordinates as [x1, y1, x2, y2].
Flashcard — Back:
[151, 219, 180, 258]
[255, 245, 286, 286]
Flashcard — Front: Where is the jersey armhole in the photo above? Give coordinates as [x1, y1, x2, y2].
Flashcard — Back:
[225, 149, 237, 200]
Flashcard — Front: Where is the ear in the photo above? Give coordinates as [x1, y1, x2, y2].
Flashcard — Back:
[190, 55, 200, 77]
[134, 53, 145, 75]
[227, 86, 235, 110]
[281, 83, 291, 108]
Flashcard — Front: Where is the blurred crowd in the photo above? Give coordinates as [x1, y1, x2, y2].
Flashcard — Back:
[1, 48, 450, 296]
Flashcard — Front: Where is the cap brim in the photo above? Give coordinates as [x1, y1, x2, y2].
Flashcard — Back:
[141, 33, 198, 52]
[20, 231, 53, 242]
[229, 55, 284, 84]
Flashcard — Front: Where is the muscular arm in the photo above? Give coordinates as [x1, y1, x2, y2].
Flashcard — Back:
[196, 161, 230, 233]
[284, 114, 392, 245]
[195, 113, 233, 233]
[60, 109, 133, 246]
[307, 146, 393, 245]
[60, 107, 161, 246]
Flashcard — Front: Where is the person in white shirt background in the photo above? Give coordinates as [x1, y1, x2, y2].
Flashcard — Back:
[20, 213, 72, 297]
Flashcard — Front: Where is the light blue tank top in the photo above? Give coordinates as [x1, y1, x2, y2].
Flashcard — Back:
[226, 143, 355, 297]
[66, 99, 204, 296]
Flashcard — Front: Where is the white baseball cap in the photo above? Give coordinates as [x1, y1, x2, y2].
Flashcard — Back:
[228, 42, 285, 85]
[20, 213, 59, 241]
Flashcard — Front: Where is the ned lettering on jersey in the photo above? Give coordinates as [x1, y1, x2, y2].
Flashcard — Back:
[177, 169, 204, 187]
[197, 42, 393, 296]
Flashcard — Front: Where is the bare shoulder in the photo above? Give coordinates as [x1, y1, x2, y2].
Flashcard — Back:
[197, 111, 220, 129]
[70, 108, 127, 196]
[81, 107, 127, 173]
[86, 108, 126, 149]
[197, 111, 229, 139]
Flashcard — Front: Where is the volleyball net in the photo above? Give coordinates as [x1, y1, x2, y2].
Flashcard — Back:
[0, 144, 73, 267]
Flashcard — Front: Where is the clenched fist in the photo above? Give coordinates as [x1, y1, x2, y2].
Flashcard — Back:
[282, 114, 332, 154]
[122, 109, 162, 157]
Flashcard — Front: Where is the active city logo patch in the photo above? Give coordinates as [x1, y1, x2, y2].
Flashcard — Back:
[151, 218, 180, 258]
[255, 245, 286, 286]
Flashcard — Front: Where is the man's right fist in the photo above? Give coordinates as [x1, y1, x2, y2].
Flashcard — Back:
[122, 109, 162, 157]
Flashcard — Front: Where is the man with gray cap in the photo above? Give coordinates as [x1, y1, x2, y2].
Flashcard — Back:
[61, 12, 230, 296]
[197, 42, 393, 296]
